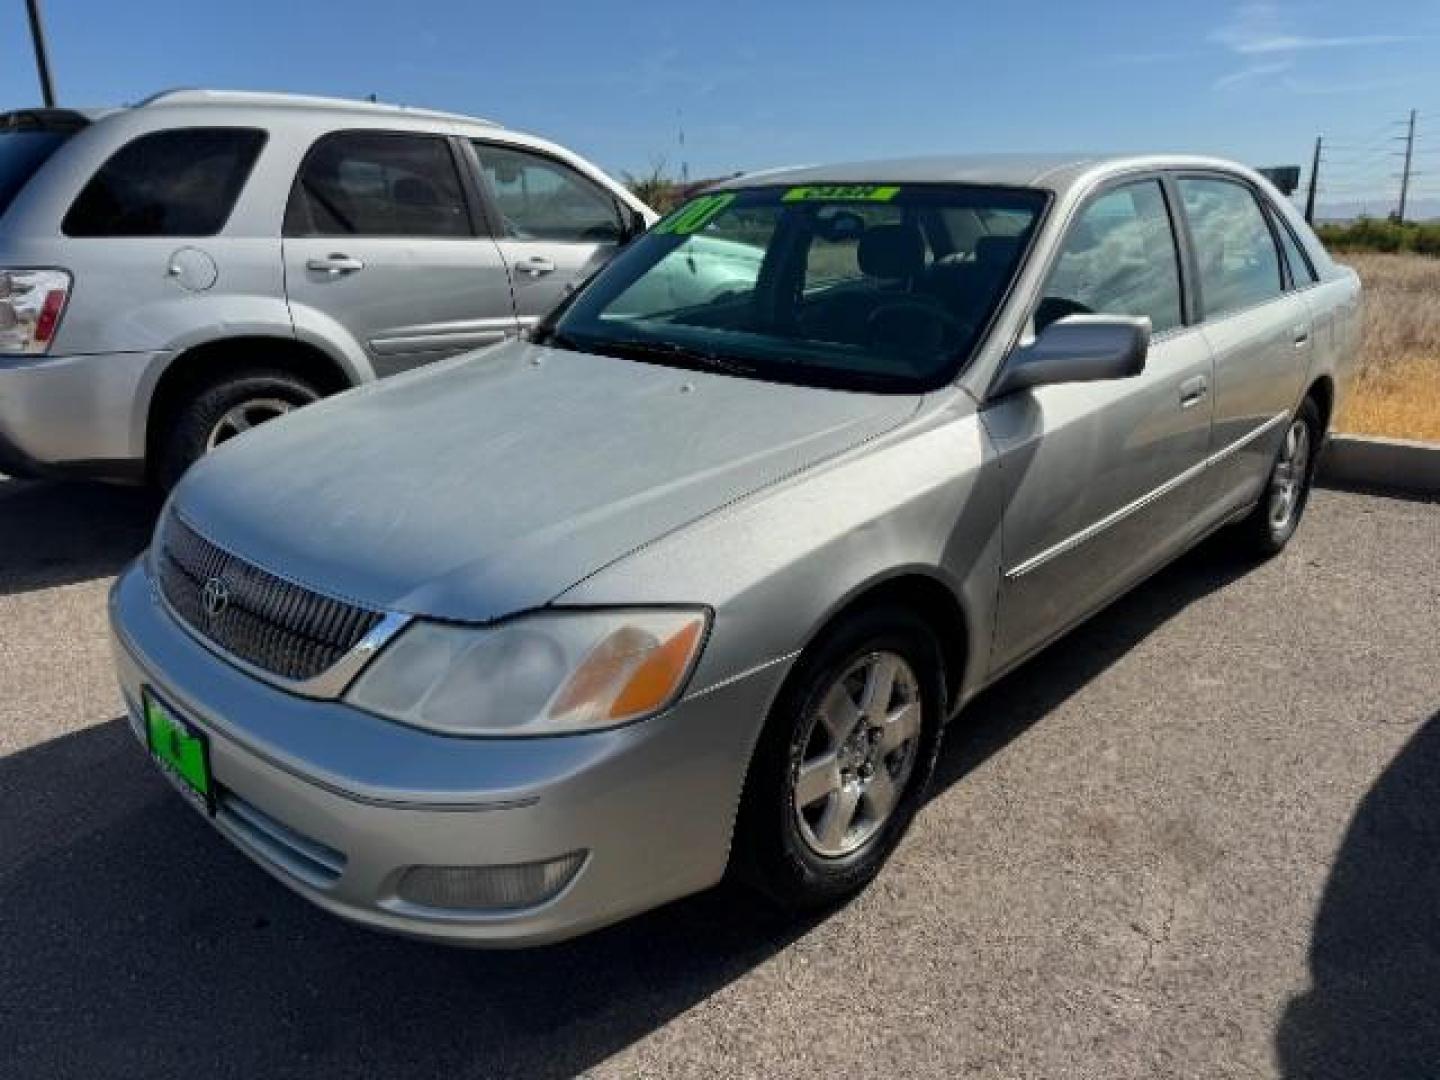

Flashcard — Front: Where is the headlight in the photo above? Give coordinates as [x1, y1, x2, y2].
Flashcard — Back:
[345, 608, 710, 736]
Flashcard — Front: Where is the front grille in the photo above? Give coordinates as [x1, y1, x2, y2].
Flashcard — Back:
[156, 513, 382, 683]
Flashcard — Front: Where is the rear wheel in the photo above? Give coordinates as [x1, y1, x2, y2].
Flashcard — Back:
[732, 605, 945, 912]
[1231, 396, 1322, 558]
[156, 368, 321, 489]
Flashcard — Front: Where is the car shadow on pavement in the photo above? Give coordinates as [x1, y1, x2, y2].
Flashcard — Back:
[0, 478, 160, 596]
[0, 540, 1255, 1080]
[930, 537, 1254, 793]
[1275, 711, 1440, 1079]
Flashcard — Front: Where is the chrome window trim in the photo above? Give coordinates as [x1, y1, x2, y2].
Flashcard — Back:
[1005, 411, 1287, 580]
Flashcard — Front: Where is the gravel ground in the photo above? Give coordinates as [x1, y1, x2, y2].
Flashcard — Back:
[0, 478, 1436, 1079]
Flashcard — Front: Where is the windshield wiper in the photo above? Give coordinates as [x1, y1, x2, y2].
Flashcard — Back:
[586, 337, 763, 378]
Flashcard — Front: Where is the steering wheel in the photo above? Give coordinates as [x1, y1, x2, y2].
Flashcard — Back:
[865, 301, 973, 356]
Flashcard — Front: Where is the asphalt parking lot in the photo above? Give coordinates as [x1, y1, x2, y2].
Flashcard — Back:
[1, 476, 1436, 1079]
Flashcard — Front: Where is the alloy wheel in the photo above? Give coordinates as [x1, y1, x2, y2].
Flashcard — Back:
[791, 651, 924, 858]
[205, 397, 297, 451]
[1268, 418, 1312, 535]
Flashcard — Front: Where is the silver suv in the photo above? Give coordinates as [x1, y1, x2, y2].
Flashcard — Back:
[0, 90, 654, 484]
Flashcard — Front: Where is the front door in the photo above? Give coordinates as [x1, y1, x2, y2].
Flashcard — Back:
[468, 141, 626, 326]
[282, 130, 518, 377]
[985, 177, 1215, 673]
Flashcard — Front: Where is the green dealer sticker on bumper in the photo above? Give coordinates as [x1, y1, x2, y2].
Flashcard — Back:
[144, 691, 214, 812]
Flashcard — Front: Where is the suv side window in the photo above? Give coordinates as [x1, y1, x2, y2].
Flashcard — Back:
[1268, 206, 1318, 287]
[285, 132, 470, 238]
[1178, 177, 1284, 318]
[471, 142, 622, 243]
[63, 127, 266, 237]
[1038, 179, 1183, 334]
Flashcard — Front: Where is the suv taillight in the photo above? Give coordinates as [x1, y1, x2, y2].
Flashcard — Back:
[0, 269, 71, 354]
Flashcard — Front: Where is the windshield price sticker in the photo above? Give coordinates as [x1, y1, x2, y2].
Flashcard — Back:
[781, 185, 902, 203]
[655, 193, 738, 235]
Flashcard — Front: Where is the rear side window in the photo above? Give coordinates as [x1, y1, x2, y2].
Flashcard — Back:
[1269, 207, 1318, 286]
[472, 142, 623, 243]
[286, 132, 471, 238]
[63, 128, 265, 237]
[1039, 179, 1184, 333]
[1178, 177, 1284, 319]
[0, 132, 69, 217]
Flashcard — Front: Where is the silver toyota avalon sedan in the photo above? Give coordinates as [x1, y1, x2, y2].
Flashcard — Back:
[110, 155, 1361, 946]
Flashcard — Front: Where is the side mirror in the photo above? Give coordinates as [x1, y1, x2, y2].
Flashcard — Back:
[992, 315, 1149, 397]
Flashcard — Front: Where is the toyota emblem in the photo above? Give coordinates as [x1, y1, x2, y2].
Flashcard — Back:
[201, 576, 231, 619]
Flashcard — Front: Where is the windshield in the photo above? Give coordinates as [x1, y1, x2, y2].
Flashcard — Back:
[546, 183, 1046, 392]
[0, 133, 69, 218]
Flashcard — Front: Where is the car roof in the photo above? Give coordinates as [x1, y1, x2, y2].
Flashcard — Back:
[712, 153, 1263, 196]
[132, 88, 504, 130]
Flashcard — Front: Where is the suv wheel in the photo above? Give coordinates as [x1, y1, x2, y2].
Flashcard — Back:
[1231, 396, 1322, 558]
[157, 368, 322, 489]
[732, 605, 946, 912]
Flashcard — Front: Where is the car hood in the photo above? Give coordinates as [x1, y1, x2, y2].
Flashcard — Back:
[172, 341, 922, 622]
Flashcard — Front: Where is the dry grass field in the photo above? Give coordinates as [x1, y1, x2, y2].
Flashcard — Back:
[1335, 254, 1440, 442]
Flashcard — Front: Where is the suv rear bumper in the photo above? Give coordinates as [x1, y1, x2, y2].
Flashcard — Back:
[0, 350, 166, 479]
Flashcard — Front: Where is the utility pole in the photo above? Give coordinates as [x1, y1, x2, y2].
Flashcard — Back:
[1304, 135, 1322, 224]
[25, 0, 57, 107]
[1397, 108, 1416, 223]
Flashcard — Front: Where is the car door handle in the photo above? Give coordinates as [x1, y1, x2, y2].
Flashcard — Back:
[1179, 375, 1209, 410]
[1293, 325, 1310, 347]
[514, 256, 556, 277]
[306, 254, 365, 275]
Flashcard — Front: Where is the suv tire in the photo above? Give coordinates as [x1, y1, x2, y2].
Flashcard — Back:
[157, 368, 322, 489]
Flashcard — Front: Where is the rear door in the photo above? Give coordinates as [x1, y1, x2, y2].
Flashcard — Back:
[1175, 174, 1311, 522]
[985, 176, 1215, 672]
[466, 141, 627, 326]
[282, 130, 516, 377]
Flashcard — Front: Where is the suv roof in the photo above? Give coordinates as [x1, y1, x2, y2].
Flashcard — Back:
[135, 88, 502, 129]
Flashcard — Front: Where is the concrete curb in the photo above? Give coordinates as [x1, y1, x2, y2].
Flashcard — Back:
[1320, 434, 1440, 498]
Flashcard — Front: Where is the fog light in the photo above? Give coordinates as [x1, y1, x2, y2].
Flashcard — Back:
[396, 851, 587, 913]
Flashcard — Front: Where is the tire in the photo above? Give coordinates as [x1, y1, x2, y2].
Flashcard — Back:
[731, 604, 947, 912]
[1230, 395, 1323, 559]
[156, 368, 322, 489]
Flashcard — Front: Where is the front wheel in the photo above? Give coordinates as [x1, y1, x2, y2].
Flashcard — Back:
[731, 605, 946, 912]
[1231, 396, 1322, 558]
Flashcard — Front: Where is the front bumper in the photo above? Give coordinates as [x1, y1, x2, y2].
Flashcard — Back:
[109, 561, 788, 946]
[0, 350, 167, 479]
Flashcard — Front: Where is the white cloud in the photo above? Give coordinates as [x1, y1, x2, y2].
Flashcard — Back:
[1214, 59, 1294, 90]
[1210, 3, 1414, 91]
[1213, 3, 1412, 55]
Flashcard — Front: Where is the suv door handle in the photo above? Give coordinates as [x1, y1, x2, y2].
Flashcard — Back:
[306, 254, 365, 275]
[1179, 375, 1209, 410]
[514, 255, 556, 277]
[1293, 324, 1310, 347]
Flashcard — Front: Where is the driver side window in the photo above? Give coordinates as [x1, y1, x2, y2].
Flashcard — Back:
[1039, 179, 1183, 334]
[471, 142, 622, 243]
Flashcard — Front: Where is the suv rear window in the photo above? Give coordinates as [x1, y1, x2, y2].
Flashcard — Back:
[62, 127, 266, 237]
[0, 132, 69, 218]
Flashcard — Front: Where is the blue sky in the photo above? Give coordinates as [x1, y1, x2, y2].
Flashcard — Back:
[3, 0, 1438, 209]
